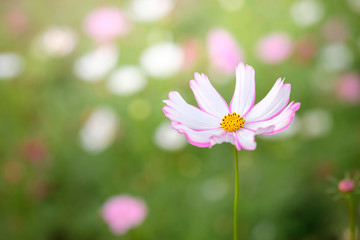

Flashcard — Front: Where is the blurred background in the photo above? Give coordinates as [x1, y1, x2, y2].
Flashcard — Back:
[1, 0, 360, 239]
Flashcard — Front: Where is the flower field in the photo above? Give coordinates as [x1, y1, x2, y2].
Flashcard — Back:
[0, 0, 359, 239]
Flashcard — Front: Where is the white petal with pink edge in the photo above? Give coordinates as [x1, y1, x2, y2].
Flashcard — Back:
[171, 123, 225, 148]
[235, 128, 257, 150]
[210, 132, 238, 149]
[163, 91, 220, 130]
[245, 78, 291, 122]
[230, 63, 255, 116]
[190, 73, 230, 118]
[245, 101, 301, 135]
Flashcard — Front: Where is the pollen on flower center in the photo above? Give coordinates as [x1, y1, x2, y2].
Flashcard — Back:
[220, 113, 245, 132]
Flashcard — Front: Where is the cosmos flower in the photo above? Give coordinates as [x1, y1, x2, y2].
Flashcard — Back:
[256, 33, 293, 64]
[83, 7, 131, 43]
[163, 63, 300, 150]
[101, 195, 147, 235]
[338, 179, 355, 193]
[207, 29, 243, 75]
[335, 73, 360, 104]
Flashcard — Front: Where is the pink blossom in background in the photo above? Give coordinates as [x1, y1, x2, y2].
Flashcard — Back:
[23, 139, 48, 163]
[335, 73, 360, 104]
[256, 33, 293, 64]
[294, 36, 317, 63]
[5, 8, 28, 35]
[101, 195, 147, 235]
[338, 179, 355, 193]
[323, 18, 348, 43]
[207, 29, 243, 75]
[182, 39, 201, 70]
[83, 7, 131, 43]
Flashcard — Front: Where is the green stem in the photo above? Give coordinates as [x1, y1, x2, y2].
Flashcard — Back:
[348, 195, 355, 240]
[233, 146, 239, 240]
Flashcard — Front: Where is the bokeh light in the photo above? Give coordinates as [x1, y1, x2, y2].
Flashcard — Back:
[83, 7, 131, 43]
[74, 45, 119, 82]
[140, 42, 184, 79]
[0, 53, 23, 79]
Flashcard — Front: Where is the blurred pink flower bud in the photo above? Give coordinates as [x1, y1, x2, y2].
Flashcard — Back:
[338, 179, 355, 193]
[294, 36, 317, 63]
[83, 7, 131, 43]
[182, 39, 201, 70]
[101, 195, 147, 235]
[5, 8, 28, 35]
[256, 33, 293, 64]
[323, 18, 348, 43]
[23, 139, 48, 162]
[335, 73, 360, 104]
[207, 29, 243, 75]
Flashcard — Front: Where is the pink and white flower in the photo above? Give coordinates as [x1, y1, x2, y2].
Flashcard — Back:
[256, 33, 293, 64]
[83, 7, 131, 43]
[163, 63, 300, 150]
[335, 73, 360, 104]
[207, 29, 244, 75]
[101, 195, 147, 235]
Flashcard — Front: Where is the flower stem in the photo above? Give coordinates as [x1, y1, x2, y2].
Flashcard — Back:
[233, 146, 239, 240]
[348, 195, 356, 240]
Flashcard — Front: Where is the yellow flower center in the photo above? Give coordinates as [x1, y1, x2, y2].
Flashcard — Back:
[220, 113, 245, 132]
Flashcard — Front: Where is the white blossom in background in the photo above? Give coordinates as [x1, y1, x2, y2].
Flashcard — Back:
[80, 107, 118, 153]
[218, 0, 244, 11]
[140, 42, 184, 79]
[290, 0, 324, 27]
[107, 66, 147, 96]
[202, 178, 229, 202]
[127, 0, 174, 22]
[74, 45, 118, 82]
[0, 53, 23, 80]
[301, 109, 333, 138]
[318, 43, 353, 73]
[347, 0, 360, 13]
[41, 27, 77, 57]
[154, 122, 187, 151]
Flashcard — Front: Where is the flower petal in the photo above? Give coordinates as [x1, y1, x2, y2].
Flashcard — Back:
[210, 132, 238, 148]
[235, 128, 257, 150]
[163, 91, 220, 130]
[190, 73, 230, 118]
[245, 101, 300, 135]
[245, 78, 291, 123]
[230, 63, 255, 116]
[171, 122, 225, 148]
